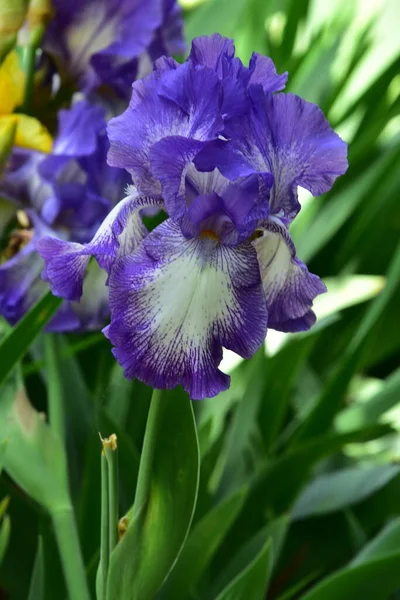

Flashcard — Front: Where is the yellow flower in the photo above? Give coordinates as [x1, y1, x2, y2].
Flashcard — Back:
[0, 50, 52, 153]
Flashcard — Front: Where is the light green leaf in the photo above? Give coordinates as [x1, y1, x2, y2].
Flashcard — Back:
[300, 518, 400, 600]
[27, 538, 45, 600]
[0, 371, 69, 513]
[161, 487, 247, 600]
[335, 368, 400, 432]
[107, 392, 200, 600]
[0, 291, 62, 389]
[185, 0, 248, 43]
[293, 464, 400, 519]
[215, 538, 273, 600]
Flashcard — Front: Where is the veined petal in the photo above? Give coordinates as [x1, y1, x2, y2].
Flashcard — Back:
[37, 190, 161, 301]
[253, 217, 326, 332]
[105, 219, 267, 399]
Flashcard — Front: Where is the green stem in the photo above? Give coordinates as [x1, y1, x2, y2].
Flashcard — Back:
[134, 388, 164, 513]
[22, 24, 45, 114]
[52, 506, 91, 600]
[45, 335, 65, 443]
[99, 453, 109, 600]
[22, 45, 37, 114]
[104, 445, 118, 554]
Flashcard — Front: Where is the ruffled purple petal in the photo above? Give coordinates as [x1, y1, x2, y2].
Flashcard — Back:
[105, 219, 268, 399]
[107, 62, 223, 195]
[188, 34, 287, 119]
[205, 88, 348, 220]
[37, 190, 161, 301]
[250, 90, 348, 218]
[253, 217, 326, 332]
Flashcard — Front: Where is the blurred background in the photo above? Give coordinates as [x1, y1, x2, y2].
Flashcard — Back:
[1, 0, 400, 598]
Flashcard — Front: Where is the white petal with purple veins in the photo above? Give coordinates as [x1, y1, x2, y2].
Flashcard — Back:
[105, 219, 267, 399]
[253, 217, 327, 332]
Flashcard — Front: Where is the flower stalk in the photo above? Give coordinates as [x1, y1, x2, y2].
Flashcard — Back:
[52, 505, 91, 600]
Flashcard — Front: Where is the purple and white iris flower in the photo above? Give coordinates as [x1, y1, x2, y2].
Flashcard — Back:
[43, 0, 185, 98]
[39, 35, 348, 398]
[0, 100, 130, 331]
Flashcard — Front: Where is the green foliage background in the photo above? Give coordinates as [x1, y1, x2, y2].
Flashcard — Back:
[0, 0, 399, 598]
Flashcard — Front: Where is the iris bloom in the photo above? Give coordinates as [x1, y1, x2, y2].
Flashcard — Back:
[0, 50, 52, 153]
[39, 35, 348, 398]
[43, 0, 185, 97]
[0, 100, 130, 330]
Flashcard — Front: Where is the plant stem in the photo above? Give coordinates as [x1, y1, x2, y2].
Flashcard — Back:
[22, 24, 45, 114]
[104, 445, 118, 554]
[52, 505, 91, 600]
[45, 335, 65, 443]
[134, 388, 164, 513]
[99, 453, 109, 600]
[22, 45, 37, 114]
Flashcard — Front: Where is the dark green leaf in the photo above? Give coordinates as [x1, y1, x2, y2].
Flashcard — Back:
[161, 488, 247, 600]
[300, 518, 400, 600]
[213, 516, 288, 597]
[214, 538, 272, 600]
[0, 292, 62, 389]
[27, 537, 45, 600]
[107, 392, 200, 600]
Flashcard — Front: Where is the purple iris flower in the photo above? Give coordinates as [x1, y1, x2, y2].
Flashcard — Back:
[43, 0, 185, 98]
[0, 100, 130, 331]
[39, 35, 348, 398]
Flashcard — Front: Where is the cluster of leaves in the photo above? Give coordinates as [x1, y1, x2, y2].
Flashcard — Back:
[1, 0, 399, 598]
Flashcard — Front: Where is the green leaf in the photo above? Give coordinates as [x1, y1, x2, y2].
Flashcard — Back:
[300, 518, 400, 600]
[335, 368, 400, 432]
[161, 488, 247, 600]
[185, 0, 248, 43]
[214, 538, 273, 600]
[295, 148, 399, 263]
[0, 371, 69, 513]
[0, 292, 62, 389]
[212, 515, 288, 597]
[0, 439, 6, 475]
[292, 464, 400, 519]
[218, 349, 267, 495]
[107, 392, 200, 600]
[0, 512, 10, 566]
[232, 423, 392, 543]
[290, 242, 400, 445]
[27, 537, 45, 600]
